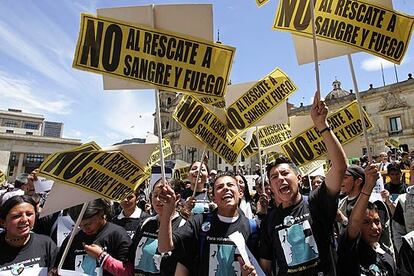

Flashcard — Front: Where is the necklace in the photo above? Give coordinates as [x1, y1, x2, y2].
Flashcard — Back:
[5, 235, 29, 246]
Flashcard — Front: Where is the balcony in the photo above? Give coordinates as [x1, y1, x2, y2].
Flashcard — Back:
[388, 130, 403, 136]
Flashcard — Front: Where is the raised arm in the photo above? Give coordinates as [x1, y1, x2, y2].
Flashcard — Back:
[158, 184, 177, 253]
[310, 92, 347, 196]
[347, 164, 378, 240]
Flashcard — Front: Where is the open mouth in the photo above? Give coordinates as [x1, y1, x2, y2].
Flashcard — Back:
[222, 193, 234, 201]
[17, 224, 30, 232]
[279, 184, 290, 194]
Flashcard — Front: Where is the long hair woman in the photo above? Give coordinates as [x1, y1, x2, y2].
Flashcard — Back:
[83, 179, 186, 276]
[180, 161, 211, 216]
[55, 199, 131, 276]
[0, 195, 56, 275]
[235, 173, 254, 219]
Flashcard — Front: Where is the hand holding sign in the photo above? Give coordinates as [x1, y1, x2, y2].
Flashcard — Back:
[311, 91, 329, 131]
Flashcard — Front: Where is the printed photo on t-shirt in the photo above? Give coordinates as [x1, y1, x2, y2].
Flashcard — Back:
[74, 254, 102, 276]
[278, 219, 319, 268]
[134, 237, 160, 273]
[208, 243, 241, 276]
[192, 200, 210, 214]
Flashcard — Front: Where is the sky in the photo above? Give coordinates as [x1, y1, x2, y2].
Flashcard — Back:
[0, 0, 413, 147]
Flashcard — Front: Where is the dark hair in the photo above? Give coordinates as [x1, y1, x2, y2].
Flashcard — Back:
[235, 173, 252, 202]
[31, 194, 42, 205]
[266, 156, 300, 180]
[211, 171, 238, 195]
[0, 195, 37, 220]
[255, 176, 269, 187]
[69, 199, 112, 222]
[387, 163, 401, 174]
[311, 175, 325, 183]
[367, 201, 379, 213]
[14, 173, 29, 189]
[190, 161, 209, 174]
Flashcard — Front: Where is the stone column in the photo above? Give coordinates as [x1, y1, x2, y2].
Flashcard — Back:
[16, 153, 24, 175]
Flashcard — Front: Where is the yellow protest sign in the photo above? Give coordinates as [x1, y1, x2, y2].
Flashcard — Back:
[73, 14, 235, 98]
[260, 151, 281, 165]
[173, 166, 191, 180]
[281, 101, 373, 166]
[146, 139, 173, 168]
[273, 0, 414, 64]
[173, 160, 191, 180]
[241, 124, 291, 159]
[256, 0, 270, 7]
[226, 68, 297, 141]
[173, 95, 246, 164]
[385, 138, 400, 149]
[198, 96, 226, 108]
[299, 160, 326, 176]
[38, 146, 148, 202]
[0, 170, 5, 183]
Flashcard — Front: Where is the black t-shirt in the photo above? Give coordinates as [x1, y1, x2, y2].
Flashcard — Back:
[384, 183, 407, 202]
[172, 209, 256, 276]
[131, 214, 186, 275]
[56, 222, 131, 276]
[259, 183, 337, 275]
[337, 232, 396, 276]
[0, 233, 57, 273]
[111, 207, 150, 239]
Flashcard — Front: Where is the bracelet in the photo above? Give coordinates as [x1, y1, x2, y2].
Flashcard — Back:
[318, 126, 331, 134]
[97, 251, 108, 267]
[360, 191, 371, 197]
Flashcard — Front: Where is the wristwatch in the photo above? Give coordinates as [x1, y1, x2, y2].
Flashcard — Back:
[341, 217, 349, 227]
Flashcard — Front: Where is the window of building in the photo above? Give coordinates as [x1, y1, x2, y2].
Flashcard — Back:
[167, 97, 172, 105]
[23, 122, 39, 130]
[25, 154, 44, 163]
[26, 132, 33, 135]
[218, 157, 222, 164]
[241, 155, 245, 162]
[362, 147, 373, 156]
[389, 116, 402, 134]
[165, 121, 169, 130]
[3, 120, 18, 128]
[6, 129, 14, 133]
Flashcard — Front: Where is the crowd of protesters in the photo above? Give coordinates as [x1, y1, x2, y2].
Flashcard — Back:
[1, 95, 414, 275]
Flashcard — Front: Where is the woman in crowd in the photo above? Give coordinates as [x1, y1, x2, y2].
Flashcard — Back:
[84, 178, 186, 276]
[311, 175, 325, 191]
[0, 195, 56, 275]
[112, 188, 149, 239]
[180, 161, 211, 216]
[55, 199, 131, 276]
[235, 173, 254, 219]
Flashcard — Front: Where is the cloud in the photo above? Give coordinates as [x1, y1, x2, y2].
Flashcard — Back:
[0, 71, 72, 115]
[64, 129, 83, 138]
[361, 56, 409, 72]
[0, 10, 79, 89]
[103, 92, 154, 140]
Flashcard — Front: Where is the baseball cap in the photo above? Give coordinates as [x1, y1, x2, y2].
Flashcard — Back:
[345, 165, 365, 183]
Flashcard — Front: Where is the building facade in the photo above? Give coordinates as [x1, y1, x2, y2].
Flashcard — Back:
[155, 74, 414, 173]
[0, 109, 81, 180]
